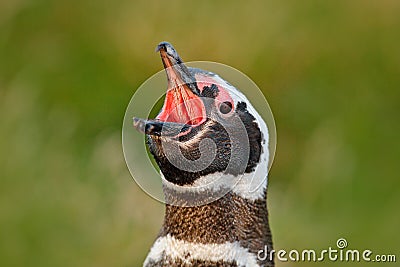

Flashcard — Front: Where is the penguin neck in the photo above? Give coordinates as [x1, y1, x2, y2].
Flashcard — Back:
[159, 175, 273, 257]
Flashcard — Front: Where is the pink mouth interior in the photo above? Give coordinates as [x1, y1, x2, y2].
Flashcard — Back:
[157, 84, 205, 126]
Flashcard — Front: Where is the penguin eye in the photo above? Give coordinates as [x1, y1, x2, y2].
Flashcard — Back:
[219, 101, 233, 114]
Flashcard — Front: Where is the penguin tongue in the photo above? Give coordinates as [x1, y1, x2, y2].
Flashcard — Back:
[157, 83, 205, 126]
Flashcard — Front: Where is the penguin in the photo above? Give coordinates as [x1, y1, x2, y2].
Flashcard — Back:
[133, 42, 274, 267]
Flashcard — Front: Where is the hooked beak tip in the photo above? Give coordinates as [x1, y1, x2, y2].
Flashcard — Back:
[156, 41, 177, 56]
[156, 41, 169, 53]
[156, 41, 182, 65]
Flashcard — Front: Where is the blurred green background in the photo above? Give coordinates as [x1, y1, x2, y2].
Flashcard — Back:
[1, 1, 399, 266]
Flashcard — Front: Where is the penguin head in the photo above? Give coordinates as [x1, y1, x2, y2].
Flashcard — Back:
[133, 42, 268, 191]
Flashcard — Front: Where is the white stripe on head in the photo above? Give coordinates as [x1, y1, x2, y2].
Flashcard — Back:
[144, 234, 260, 267]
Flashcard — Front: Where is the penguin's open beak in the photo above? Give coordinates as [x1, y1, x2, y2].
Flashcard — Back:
[133, 42, 206, 137]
